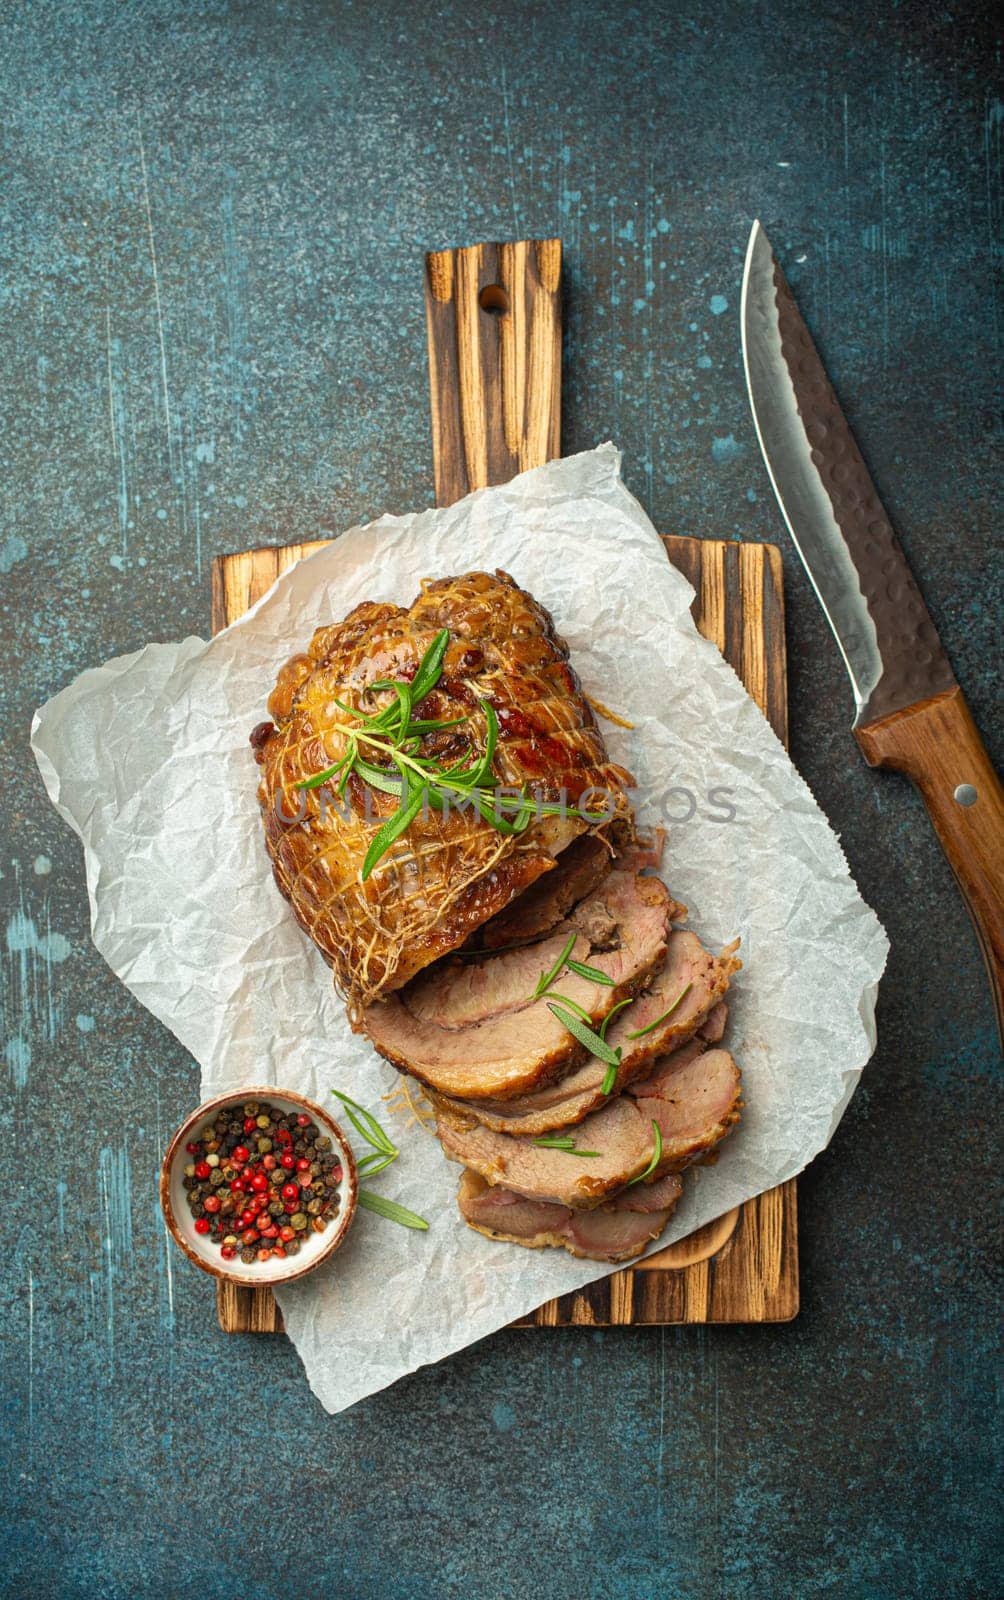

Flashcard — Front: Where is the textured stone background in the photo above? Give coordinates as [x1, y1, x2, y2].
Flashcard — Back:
[2, 2, 1001, 1597]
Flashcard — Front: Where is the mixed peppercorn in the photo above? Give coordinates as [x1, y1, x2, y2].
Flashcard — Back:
[181, 1099, 343, 1265]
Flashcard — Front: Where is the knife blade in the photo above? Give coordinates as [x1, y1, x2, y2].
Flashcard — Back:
[741, 219, 1004, 1042]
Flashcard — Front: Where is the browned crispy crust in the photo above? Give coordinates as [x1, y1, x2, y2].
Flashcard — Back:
[253, 571, 634, 1009]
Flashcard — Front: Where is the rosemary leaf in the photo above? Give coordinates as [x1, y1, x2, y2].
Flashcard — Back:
[409, 628, 451, 705]
[361, 785, 426, 880]
[332, 695, 385, 727]
[294, 757, 351, 792]
[536, 990, 594, 1023]
[461, 700, 499, 788]
[407, 714, 470, 732]
[566, 958, 616, 986]
[531, 1135, 602, 1157]
[331, 1091, 397, 1156]
[532, 933, 578, 998]
[600, 1061, 619, 1095]
[382, 682, 414, 745]
[354, 757, 407, 796]
[358, 1190, 430, 1230]
[546, 1002, 621, 1067]
[598, 997, 633, 1040]
[626, 1119, 663, 1186]
[356, 1151, 398, 1177]
[625, 983, 693, 1040]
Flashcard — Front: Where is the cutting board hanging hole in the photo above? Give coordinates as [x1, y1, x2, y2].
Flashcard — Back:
[478, 283, 509, 316]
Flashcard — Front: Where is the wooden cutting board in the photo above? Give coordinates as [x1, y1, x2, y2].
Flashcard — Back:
[213, 237, 798, 1333]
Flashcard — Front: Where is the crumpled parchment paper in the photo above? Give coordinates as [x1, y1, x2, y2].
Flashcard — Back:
[32, 445, 888, 1413]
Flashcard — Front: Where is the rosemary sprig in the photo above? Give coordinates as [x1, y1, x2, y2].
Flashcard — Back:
[626, 1120, 663, 1186]
[531, 1136, 602, 1157]
[625, 983, 693, 1039]
[294, 629, 605, 879]
[331, 1089, 429, 1231]
[358, 1191, 430, 1230]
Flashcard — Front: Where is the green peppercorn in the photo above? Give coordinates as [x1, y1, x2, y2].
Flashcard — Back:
[268, 1198, 283, 1217]
[291, 1213, 307, 1231]
[256, 1137, 272, 1154]
[306, 1198, 323, 1216]
[314, 1136, 331, 1152]
[256, 1114, 271, 1129]
[243, 1101, 259, 1116]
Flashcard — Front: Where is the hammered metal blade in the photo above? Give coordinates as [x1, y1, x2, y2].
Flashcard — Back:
[741, 220, 956, 728]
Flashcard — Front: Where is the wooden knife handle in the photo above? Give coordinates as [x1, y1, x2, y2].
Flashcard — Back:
[855, 686, 1004, 1043]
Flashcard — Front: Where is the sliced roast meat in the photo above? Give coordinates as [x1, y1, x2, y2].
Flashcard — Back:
[437, 1095, 658, 1207]
[476, 834, 611, 951]
[565, 1190, 681, 1258]
[403, 928, 593, 1030]
[633, 1046, 742, 1166]
[612, 1169, 688, 1214]
[437, 1045, 742, 1206]
[457, 1168, 682, 1262]
[430, 931, 739, 1134]
[630, 1036, 705, 1092]
[699, 1000, 728, 1044]
[362, 868, 674, 1101]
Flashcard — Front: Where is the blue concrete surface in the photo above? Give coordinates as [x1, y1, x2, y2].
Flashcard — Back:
[2, 2, 1001, 1596]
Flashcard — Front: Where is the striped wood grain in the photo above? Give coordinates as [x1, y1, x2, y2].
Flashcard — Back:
[211, 534, 797, 1333]
[425, 239, 562, 505]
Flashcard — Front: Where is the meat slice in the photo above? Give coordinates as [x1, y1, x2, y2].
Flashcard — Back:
[362, 869, 674, 1100]
[699, 1000, 728, 1044]
[614, 1170, 688, 1213]
[457, 1169, 683, 1262]
[632, 1046, 742, 1166]
[476, 834, 611, 950]
[437, 1095, 658, 1207]
[430, 931, 739, 1134]
[437, 1046, 742, 1206]
[403, 929, 594, 1030]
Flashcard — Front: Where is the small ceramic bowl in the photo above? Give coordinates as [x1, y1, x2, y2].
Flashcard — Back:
[160, 1087, 358, 1287]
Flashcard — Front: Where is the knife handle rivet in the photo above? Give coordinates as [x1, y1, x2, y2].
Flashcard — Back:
[954, 784, 978, 807]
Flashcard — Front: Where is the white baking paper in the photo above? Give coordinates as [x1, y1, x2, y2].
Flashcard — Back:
[32, 445, 888, 1413]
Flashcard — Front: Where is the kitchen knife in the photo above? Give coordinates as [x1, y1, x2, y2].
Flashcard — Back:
[741, 219, 1004, 1043]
